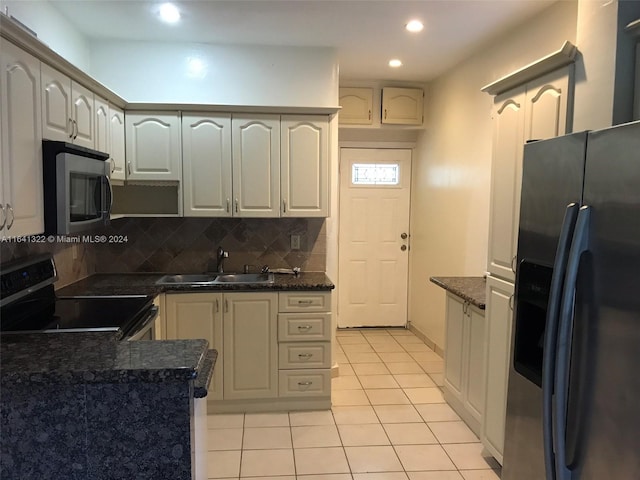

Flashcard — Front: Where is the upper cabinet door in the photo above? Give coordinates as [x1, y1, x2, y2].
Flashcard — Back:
[487, 86, 526, 282]
[0, 40, 44, 237]
[182, 113, 232, 217]
[523, 67, 571, 142]
[109, 106, 126, 181]
[126, 112, 182, 181]
[339, 87, 374, 125]
[232, 114, 280, 218]
[94, 95, 109, 154]
[41, 63, 72, 142]
[71, 81, 94, 149]
[381, 87, 424, 125]
[281, 115, 329, 217]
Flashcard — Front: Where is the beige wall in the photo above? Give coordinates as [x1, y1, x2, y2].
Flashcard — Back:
[408, 1, 578, 350]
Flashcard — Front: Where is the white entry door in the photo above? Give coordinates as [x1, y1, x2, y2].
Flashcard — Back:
[338, 148, 412, 327]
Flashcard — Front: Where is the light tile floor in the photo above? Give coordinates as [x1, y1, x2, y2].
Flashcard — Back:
[207, 328, 501, 480]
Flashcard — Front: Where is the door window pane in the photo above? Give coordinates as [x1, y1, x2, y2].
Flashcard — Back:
[352, 163, 399, 185]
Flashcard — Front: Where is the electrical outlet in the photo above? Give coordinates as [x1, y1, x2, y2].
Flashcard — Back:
[291, 234, 301, 250]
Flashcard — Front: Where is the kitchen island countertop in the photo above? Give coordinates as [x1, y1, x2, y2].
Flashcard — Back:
[430, 276, 486, 310]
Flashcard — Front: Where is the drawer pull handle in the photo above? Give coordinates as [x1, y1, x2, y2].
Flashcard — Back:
[297, 300, 314, 304]
[298, 353, 313, 358]
[298, 381, 313, 386]
[298, 325, 313, 330]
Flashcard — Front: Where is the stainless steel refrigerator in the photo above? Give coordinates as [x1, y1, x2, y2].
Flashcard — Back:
[502, 120, 640, 480]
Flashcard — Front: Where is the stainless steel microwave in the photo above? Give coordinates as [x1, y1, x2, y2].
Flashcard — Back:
[42, 141, 112, 235]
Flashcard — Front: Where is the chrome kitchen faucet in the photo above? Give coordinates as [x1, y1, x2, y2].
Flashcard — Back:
[216, 247, 229, 273]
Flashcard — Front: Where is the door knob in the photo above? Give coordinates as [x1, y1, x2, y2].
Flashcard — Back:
[400, 245, 407, 251]
[401, 233, 408, 239]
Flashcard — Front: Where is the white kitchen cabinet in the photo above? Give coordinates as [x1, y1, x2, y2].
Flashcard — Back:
[281, 115, 329, 217]
[381, 87, 423, 125]
[182, 113, 232, 216]
[487, 68, 571, 282]
[339, 87, 374, 125]
[94, 95, 109, 155]
[487, 86, 525, 282]
[109, 106, 126, 181]
[277, 291, 332, 401]
[165, 293, 224, 400]
[231, 114, 280, 217]
[482, 275, 515, 465]
[0, 40, 44, 238]
[223, 292, 278, 399]
[443, 293, 486, 436]
[126, 112, 182, 181]
[41, 63, 95, 149]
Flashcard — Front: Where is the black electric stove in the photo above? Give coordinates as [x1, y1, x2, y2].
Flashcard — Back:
[0, 255, 154, 339]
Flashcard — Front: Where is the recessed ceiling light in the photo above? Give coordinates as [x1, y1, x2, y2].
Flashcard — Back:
[388, 59, 402, 68]
[405, 20, 424, 33]
[159, 3, 181, 23]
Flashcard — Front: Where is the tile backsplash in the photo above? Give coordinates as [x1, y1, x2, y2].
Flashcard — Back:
[93, 217, 326, 274]
[0, 240, 95, 288]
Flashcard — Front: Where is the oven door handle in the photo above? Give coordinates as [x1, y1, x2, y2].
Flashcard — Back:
[125, 306, 158, 341]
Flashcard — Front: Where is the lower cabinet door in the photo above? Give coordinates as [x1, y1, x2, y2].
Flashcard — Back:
[278, 369, 331, 398]
[165, 292, 223, 400]
[444, 294, 465, 402]
[223, 292, 278, 399]
[464, 306, 486, 423]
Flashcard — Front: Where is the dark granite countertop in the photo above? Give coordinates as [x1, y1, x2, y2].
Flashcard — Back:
[194, 349, 217, 398]
[0, 333, 208, 386]
[56, 272, 335, 297]
[430, 276, 486, 310]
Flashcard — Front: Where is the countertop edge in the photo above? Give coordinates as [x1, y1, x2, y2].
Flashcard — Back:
[194, 349, 218, 398]
[430, 276, 486, 310]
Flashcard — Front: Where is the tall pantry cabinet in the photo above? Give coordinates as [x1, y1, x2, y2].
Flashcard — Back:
[483, 66, 572, 464]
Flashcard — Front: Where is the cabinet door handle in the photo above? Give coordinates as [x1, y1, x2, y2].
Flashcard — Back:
[0, 204, 6, 230]
[509, 294, 514, 311]
[297, 381, 313, 386]
[298, 353, 313, 358]
[110, 160, 116, 174]
[224, 299, 229, 313]
[215, 299, 219, 313]
[235, 199, 239, 213]
[283, 199, 287, 213]
[511, 255, 517, 274]
[368, 109, 372, 121]
[226, 199, 230, 213]
[68, 118, 74, 139]
[127, 161, 132, 176]
[384, 108, 388, 120]
[297, 325, 313, 330]
[297, 299, 313, 305]
[6, 204, 14, 230]
[73, 120, 79, 140]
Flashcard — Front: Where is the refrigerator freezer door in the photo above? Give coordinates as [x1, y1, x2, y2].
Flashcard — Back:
[502, 132, 587, 480]
[568, 120, 640, 479]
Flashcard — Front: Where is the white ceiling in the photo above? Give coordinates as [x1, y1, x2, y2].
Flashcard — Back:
[50, 0, 557, 82]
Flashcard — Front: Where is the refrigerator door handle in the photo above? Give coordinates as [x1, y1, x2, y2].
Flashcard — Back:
[542, 203, 580, 480]
[554, 205, 591, 480]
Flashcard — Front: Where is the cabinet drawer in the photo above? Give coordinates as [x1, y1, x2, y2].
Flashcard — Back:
[279, 342, 331, 369]
[278, 369, 331, 398]
[278, 313, 331, 341]
[278, 292, 331, 312]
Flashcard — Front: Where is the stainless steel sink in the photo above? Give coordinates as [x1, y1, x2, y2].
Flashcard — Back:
[214, 273, 274, 284]
[156, 272, 275, 285]
[156, 274, 217, 285]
